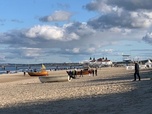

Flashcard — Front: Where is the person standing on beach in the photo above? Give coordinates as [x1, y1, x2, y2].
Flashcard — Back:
[24, 71, 26, 76]
[80, 70, 83, 77]
[92, 69, 94, 76]
[133, 62, 141, 81]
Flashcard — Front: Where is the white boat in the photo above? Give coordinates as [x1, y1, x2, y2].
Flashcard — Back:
[39, 75, 71, 83]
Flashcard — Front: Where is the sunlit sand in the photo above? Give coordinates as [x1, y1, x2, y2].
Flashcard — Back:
[0, 67, 152, 114]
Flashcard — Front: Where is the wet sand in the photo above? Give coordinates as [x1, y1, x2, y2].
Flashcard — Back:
[0, 67, 152, 114]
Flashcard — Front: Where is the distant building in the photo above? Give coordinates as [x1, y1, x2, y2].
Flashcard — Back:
[122, 55, 131, 62]
[122, 55, 132, 65]
[87, 57, 113, 67]
[96, 58, 112, 66]
[145, 59, 152, 68]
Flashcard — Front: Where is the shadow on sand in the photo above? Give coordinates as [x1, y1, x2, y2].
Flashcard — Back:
[0, 71, 152, 114]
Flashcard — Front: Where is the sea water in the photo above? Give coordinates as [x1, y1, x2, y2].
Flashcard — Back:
[0, 64, 83, 74]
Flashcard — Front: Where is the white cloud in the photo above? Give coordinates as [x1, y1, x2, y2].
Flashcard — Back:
[86, 0, 152, 29]
[102, 49, 113, 53]
[130, 11, 152, 28]
[107, 0, 152, 11]
[25, 25, 64, 40]
[84, 0, 113, 13]
[87, 47, 96, 53]
[109, 27, 131, 35]
[39, 10, 73, 22]
[21, 47, 42, 57]
[142, 32, 152, 44]
[143, 12, 152, 18]
[0, 55, 5, 60]
[25, 25, 80, 41]
[72, 48, 80, 53]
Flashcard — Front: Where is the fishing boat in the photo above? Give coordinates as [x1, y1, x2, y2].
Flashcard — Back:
[76, 69, 90, 75]
[39, 75, 70, 83]
[67, 69, 91, 76]
[28, 64, 48, 76]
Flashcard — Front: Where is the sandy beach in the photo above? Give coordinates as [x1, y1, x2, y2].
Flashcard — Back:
[0, 67, 152, 114]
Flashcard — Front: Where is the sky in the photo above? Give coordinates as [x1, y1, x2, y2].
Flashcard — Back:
[0, 0, 152, 64]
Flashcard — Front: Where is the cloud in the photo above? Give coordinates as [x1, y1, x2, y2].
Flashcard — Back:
[25, 25, 65, 40]
[25, 25, 80, 41]
[84, 0, 113, 13]
[85, 0, 152, 12]
[20, 47, 42, 58]
[142, 32, 152, 44]
[107, 0, 152, 11]
[72, 48, 80, 53]
[0, 22, 97, 61]
[0, 20, 147, 63]
[39, 10, 73, 22]
[85, 0, 152, 29]
[87, 47, 96, 53]
[0, 55, 6, 62]
[0, 22, 95, 48]
[64, 22, 96, 37]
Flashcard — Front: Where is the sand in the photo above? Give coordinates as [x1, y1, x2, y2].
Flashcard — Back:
[0, 67, 152, 114]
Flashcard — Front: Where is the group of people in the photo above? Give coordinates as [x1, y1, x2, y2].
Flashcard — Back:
[88, 68, 98, 76]
[80, 68, 98, 77]
[66, 68, 98, 80]
[66, 70, 77, 80]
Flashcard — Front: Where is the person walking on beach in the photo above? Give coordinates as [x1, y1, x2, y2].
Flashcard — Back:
[133, 61, 141, 81]
[95, 68, 97, 76]
[67, 70, 73, 80]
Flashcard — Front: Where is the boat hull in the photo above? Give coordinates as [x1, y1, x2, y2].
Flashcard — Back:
[28, 71, 48, 76]
[76, 70, 90, 75]
[39, 76, 70, 83]
[66, 69, 90, 76]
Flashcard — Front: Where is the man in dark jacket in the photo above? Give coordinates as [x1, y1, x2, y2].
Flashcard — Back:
[133, 62, 141, 81]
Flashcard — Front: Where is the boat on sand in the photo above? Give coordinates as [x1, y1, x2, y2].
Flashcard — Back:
[39, 75, 70, 83]
[76, 69, 90, 75]
[28, 64, 48, 76]
[66, 69, 91, 76]
[28, 71, 48, 76]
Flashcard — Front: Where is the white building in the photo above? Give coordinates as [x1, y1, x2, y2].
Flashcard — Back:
[145, 60, 152, 68]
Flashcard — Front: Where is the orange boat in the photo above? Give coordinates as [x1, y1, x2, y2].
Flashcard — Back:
[76, 69, 90, 75]
[67, 69, 91, 76]
[28, 70, 48, 76]
[28, 64, 48, 76]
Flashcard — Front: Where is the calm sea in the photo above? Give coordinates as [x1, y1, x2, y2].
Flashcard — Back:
[0, 64, 83, 74]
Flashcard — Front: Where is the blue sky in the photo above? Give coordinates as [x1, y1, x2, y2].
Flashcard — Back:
[0, 0, 152, 64]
